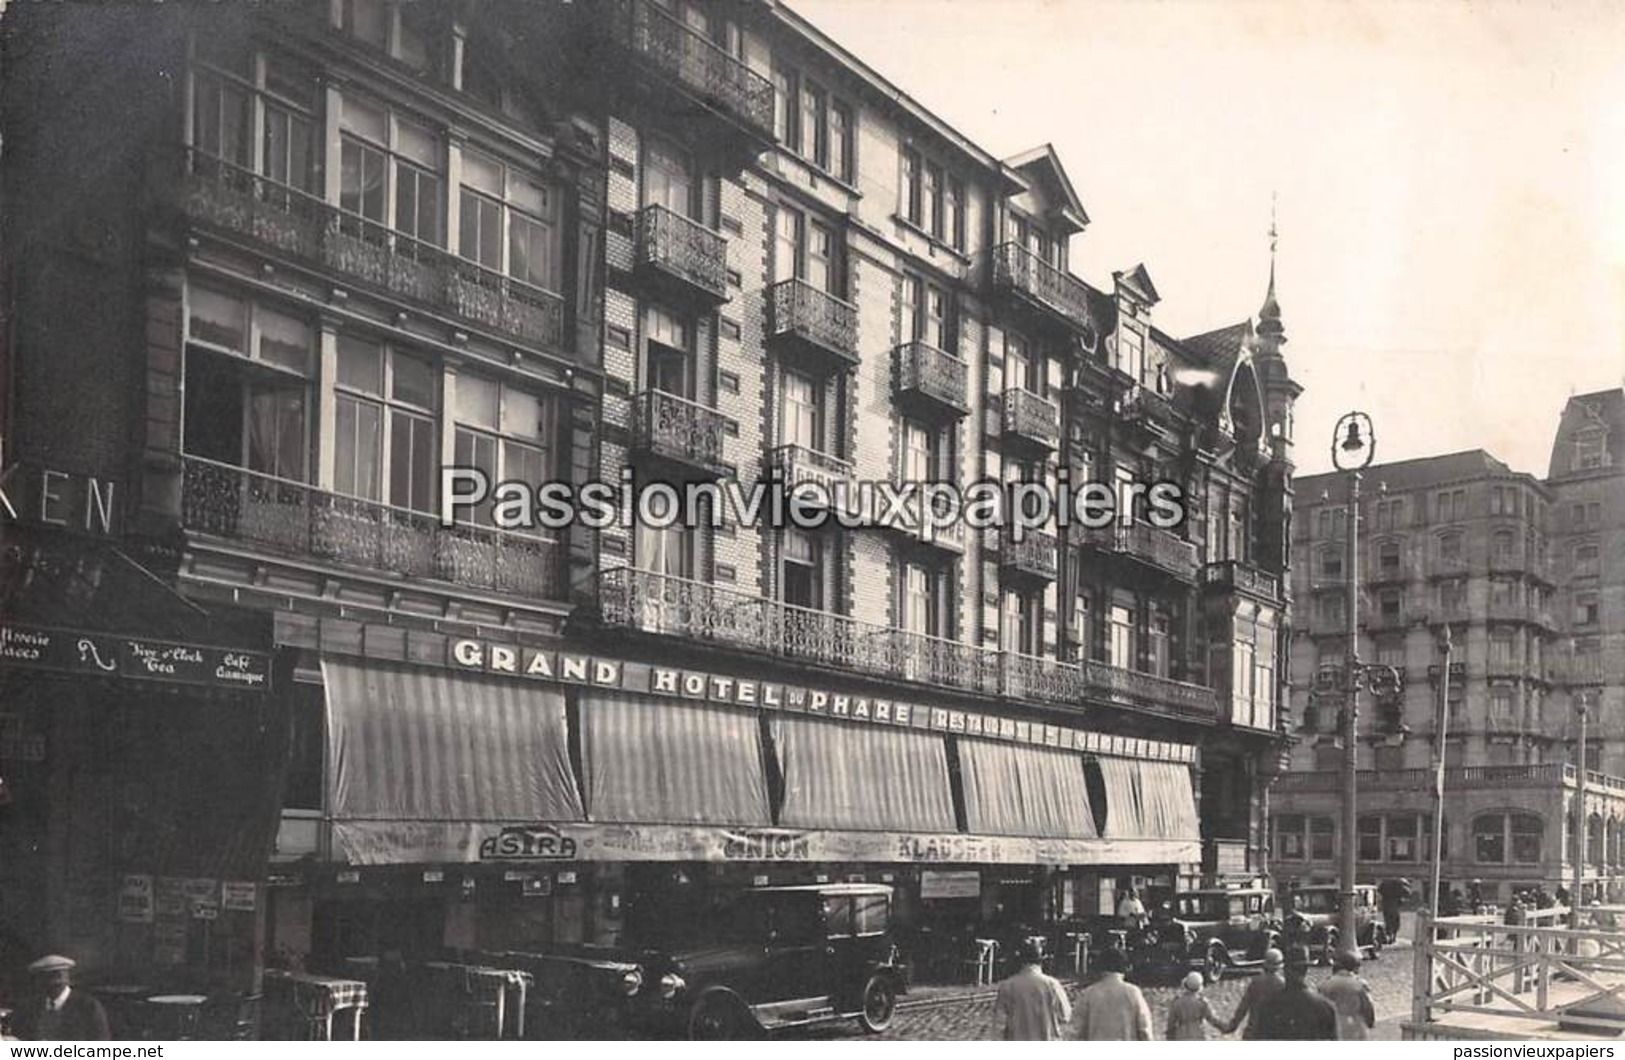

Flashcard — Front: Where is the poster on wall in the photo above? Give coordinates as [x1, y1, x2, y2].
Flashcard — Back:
[183, 878, 220, 919]
[154, 877, 186, 919]
[221, 881, 257, 912]
[117, 875, 154, 923]
[920, 870, 981, 899]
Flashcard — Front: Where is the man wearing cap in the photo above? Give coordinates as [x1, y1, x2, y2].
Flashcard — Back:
[15, 956, 109, 1041]
[1318, 950, 1377, 1040]
[990, 938, 1071, 1040]
[1221, 947, 1285, 1039]
[1252, 946, 1337, 1040]
[1070, 946, 1151, 1041]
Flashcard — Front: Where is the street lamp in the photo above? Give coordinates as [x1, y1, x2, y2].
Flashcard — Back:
[1573, 690, 1591, 927]
[1332, 411, 1375, 954]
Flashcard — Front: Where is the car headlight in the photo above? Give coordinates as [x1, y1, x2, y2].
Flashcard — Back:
[658, 973, 685, 1000]
[620, 967, 644, 996]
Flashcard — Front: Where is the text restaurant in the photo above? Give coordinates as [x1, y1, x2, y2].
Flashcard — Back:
[266, 635, 1202, 987]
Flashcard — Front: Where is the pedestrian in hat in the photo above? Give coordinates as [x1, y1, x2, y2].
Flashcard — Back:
[1071, 946, 1151, 1041]
[14, 956, 108, 1041]
[1221, 947, 1285, 1039]
[1317, 950, 1376, 1040]
[990, 938, 1070, 1040]
[1251, 946, 1336, 1040]
[1166, 971, 1225, 1041]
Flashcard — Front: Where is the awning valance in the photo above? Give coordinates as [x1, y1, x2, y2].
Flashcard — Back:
[323, 658, 584, 863]
[774, 715, 955, 832]
[1098, 756, 1199, 842]
[580, 692, 770, 827]
[959, 739, 1097, 839]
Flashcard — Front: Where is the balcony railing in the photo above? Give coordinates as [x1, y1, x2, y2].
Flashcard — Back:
[1000, 388, 1061, 451]
[631, 390, 728, 476]
[999, 528, 1059, 581]
[1202, 560, 1283, 604]
[988, 241, 1094, 334]
[1078, 523, 1199, 580]
[635, 204, 728, 301]
[595, 567, 1219, 719]
[176, 150, 565, 349]
[615, 0, 776, 139]
[768, 444, 855, 505]
[180, 456, 560, 599]
[1083, 660, 1220, 720]
[894, 341, 970, 418]
[767, 279, 859, 367]
[1276, 763, 1585, 794]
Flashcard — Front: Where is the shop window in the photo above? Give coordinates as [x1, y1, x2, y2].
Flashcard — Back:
[1276, 814, 1306, 861]
[1387, 815, 1419, 862]
[1474, 814, 1506, 864]
[283, 683, 325, 810]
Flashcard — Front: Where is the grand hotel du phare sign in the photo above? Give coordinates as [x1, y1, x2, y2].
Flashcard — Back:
[438, 637, 1202, 870]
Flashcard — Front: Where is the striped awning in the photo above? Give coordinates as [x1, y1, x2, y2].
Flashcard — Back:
[579, 693, 770, 826]
[1098, 756, 1199, 842]
[959, 739, 1097, 839]
[773, 715, 955, 832]
[323, 658, 584, 830]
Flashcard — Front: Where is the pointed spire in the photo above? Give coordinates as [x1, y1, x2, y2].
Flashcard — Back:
[1257, 193, 1285, 342]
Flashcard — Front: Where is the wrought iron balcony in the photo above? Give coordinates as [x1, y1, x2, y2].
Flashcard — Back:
[1077, 522, 1199, 580]
[175, 150, 565, 350]
[1081, 660, 1221, 720]
[1201, 559, 1284, 604]
[768, 444, 855, 506]
[1276, 762, 1578, 794]
[998, 527, 1059, 582]
[876, 490, 967, 554]
[988, 241, 1095, 334]
[1000, 388, 1061, 451]
[594, 567, 1002, 694]
[612, 0, 776, 142]
[180, 456, 561, 600]
[767, 279, 859, 368]
[894, 341, 970, 419]
[630, 390, 728, 478]
[634, 204, 728, 303]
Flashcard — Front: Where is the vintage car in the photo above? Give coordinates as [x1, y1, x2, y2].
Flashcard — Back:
[1287, 884, 1386, 963]
[508, 883, 906, 1039]
[1149, 886, 1282, 983]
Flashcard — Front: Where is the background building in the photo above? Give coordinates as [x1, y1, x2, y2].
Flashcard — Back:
[1273, 390, 1625, 905]
[0, 0, 1296, 991]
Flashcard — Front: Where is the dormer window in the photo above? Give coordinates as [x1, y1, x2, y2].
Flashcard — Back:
[1574, 428, 1608, 471]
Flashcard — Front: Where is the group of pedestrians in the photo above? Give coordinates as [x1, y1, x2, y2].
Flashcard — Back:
[992, 943, 1378, 1041]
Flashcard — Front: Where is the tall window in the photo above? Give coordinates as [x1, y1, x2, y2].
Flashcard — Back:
[1440, 578, 1467, 617]
[1437, 532, 1463, 566]
[1576, 591, 1600, 627]
[1489, 686, 1515, 727]
[635, 522, 692, 579]
[1492, 530, 1517, 568]
[898, 146, 965, 249]
[776, 67, 853, 182]
[339, 97, 442, 244]
[1108, 603, 1135, 669]
[644, 136, 696, 218]
[1358, 815, 1382, 862]
[1575, 542, 1600, 577]
[1004, 332, 1036, 394]
[1116, 325, 1144, 384]
[901, 274, 951, 351]
[1002, 589, 1042, 657]
[773, 206, 842, 295]
[459, 150, 561, 291]
[1473, 813, 1543, 865]
[192, 48, 317, 196]
[1147, 607, 1171, 679]
[451, 373, 555, 527]
[644, 306, 692, 397]
[780, 370, 822, 452]
[1377, 539, 1401, 576]
[183, 286, 313, 482]
[900, 419, 941, 484]
[899, 562, 948, 640]
[333, 335, 438, 512]
[782, 529, 824, 609]
[1489, 631, 1516, 669]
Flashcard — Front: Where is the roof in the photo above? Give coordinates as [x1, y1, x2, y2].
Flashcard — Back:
[1547, 388, 1625, 481]
[1003, 143, 1090, 232]
[1113, 263, 1160, 305]
[1182, 322, 1251, 369]
[1297, 449, 1537, 503]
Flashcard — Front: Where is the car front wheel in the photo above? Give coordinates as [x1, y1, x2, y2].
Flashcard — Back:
[859, 976, 896, 1034]
[1203, 948, 1226, 985]
[689, 995, 753, 1041]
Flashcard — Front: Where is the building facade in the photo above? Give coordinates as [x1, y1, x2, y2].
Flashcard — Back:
[0, 0, 1296, 992]
[1273, 395, 1625, 904]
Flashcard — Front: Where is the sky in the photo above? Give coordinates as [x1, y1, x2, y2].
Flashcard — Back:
[794, 0, 1625, 477]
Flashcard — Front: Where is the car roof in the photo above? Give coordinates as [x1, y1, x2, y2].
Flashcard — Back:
[748, 883, 894, 897]
[1299, 884, 1373, 891]
[1184, 887, 1270, 896]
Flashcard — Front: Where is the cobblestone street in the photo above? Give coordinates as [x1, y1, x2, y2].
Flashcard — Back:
[790, 944, 1415, 1041]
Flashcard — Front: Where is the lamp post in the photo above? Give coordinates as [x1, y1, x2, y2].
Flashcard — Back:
[1429, 625, 1453, 920]
[1573, 692, 1590, 927]
[1332, 411, 1375, 954]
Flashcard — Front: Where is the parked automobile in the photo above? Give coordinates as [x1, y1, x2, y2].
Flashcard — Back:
[1149, 885, 1282, 983]
[1289, 884, 1386, 963]
[503, 883, 906, 1039]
